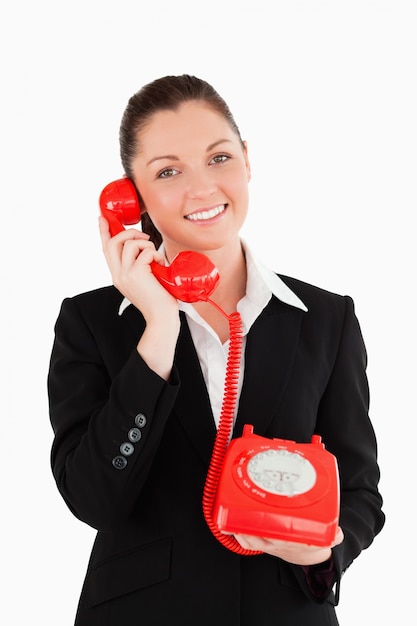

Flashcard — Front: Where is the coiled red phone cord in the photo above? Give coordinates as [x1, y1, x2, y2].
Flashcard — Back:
[202, 301, 262, 556]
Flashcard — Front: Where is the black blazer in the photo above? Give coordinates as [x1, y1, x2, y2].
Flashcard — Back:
[48, 275, 385, 626]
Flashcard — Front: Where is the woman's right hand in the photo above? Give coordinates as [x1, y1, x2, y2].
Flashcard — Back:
[99, 216, 177, 316]
[99, 216, 181, 379]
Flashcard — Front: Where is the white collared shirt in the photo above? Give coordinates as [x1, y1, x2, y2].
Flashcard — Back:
[119, 240, 307, 428]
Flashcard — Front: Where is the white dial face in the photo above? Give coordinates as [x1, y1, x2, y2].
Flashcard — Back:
[247, 449, 317, 496]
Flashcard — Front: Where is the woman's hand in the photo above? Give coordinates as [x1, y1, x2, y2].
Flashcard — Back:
[99, 216, 181, 380]
[234, 526, 344, 566]
[99, 216, 178, 317]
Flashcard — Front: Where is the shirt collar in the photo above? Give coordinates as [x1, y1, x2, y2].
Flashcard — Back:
[240, 239, 307, 312]
[118, 240, 307, 316]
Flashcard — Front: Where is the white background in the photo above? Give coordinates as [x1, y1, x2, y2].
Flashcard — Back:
[1, 1, 415, 623]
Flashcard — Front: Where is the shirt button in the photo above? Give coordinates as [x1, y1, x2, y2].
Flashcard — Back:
[112, 455, 128, 469]
[128, 427, 142, 443]
[135, 413, 147, 428]
[120, 442, 135, 456]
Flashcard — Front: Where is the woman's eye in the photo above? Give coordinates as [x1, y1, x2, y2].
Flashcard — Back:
[210, 153, 230, 165]
[157, 168, 178, 179]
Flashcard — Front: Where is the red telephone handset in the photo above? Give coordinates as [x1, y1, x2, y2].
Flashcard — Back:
[99, 178, 220, 303]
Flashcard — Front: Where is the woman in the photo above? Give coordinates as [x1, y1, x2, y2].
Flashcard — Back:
[48, 74, 385, 625]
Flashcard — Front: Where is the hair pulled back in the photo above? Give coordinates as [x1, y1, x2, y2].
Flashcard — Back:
[119, 74, 243, 247]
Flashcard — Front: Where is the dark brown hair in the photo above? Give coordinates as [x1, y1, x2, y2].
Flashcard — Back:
[119, 74, 244, 247]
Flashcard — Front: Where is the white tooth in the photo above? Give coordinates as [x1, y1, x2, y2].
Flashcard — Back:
[187, 205, 224, 220]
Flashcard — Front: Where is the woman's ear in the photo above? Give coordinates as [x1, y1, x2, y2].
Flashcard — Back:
[242, 140, 251, 182]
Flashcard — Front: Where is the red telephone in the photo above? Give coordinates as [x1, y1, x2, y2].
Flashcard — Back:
[212, 425, 340, 546]
[99, 178, 340, 555]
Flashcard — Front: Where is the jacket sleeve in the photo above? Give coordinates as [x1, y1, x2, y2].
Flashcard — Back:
[295, 295, 385, 604]
[47, 295, 180, 531]
[321, 296, 384, 565]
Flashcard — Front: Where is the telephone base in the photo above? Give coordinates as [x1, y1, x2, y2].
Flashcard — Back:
[212, 425, 340, 546]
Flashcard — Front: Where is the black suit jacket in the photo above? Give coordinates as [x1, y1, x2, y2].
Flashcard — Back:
[48, 275, 385, 626]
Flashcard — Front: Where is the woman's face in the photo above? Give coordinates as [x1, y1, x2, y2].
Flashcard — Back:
[131, 100, 251, 259]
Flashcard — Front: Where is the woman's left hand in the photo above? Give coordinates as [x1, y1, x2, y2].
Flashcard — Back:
[234, 526, 344, 565]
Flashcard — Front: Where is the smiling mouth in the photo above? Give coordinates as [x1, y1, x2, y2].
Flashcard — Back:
[184, 204, 226, 221]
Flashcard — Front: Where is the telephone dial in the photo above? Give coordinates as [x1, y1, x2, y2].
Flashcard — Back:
[99, 177, 340, 555]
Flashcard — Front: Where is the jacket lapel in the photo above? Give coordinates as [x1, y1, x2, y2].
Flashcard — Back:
[234, 297, 304, 439]
[173, 315, 217, 467]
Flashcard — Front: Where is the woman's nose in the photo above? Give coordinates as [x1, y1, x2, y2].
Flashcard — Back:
[186, 168, 217, 199]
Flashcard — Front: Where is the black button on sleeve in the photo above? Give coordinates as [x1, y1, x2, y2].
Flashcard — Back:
[112, 456, 128, 470]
